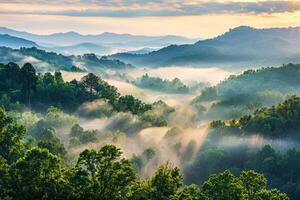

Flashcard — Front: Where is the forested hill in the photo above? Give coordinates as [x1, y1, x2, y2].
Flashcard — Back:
[109, 26, 300, 68]
[0, 46, 134, 72]
[211, 95, 300, 138]
[195, 63, 300, 102]
[192, 64, 300, 120]
[0, 62, 150, 114]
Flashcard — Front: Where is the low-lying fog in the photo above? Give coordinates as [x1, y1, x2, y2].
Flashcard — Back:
[61, 66, 233, 106]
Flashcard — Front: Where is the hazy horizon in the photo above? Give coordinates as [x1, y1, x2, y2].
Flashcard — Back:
[1, 0, 300, 38]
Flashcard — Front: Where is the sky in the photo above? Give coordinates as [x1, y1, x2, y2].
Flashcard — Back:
[1, 0, 300, 38]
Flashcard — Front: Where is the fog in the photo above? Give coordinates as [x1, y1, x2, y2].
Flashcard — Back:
[129, 66, 233, 86]
[59, 67, 233, 175]
[62, 67, 293, 177]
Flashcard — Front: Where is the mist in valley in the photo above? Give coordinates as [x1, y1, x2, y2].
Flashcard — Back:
[57, 66, 300, 180]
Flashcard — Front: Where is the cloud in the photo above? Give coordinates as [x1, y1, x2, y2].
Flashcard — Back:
[1, 1, 300, 17]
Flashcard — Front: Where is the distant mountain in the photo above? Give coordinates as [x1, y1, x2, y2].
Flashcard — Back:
[109, 26, 300, 68]
[49, 43, 112, 55]
[0, 27, 198, 50]
[0, 34, 37, 49]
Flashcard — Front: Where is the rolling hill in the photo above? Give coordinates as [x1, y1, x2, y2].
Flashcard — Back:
[0, 46, 134, 73]
[109, 26, 300, 68]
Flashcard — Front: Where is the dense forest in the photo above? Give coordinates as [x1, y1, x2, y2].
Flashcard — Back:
[193, 64, 300, 120]
[210, 96, 300, 138]
[183, 96, 300, 199]
[0, 107, 289, 199]
[0, 62, 150, 113]
[0, 59, 299, 199]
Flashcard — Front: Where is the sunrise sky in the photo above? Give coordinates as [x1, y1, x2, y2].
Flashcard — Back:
[1, 0, 300, 38]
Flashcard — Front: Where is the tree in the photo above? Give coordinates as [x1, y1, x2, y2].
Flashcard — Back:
[116, 95, 152, 114]
[10, 148, 64, 200]
[4, 62, 20, 88]
[171, 184, 208, 200]
[0, 107, 26, 163]
[70, 124, 97, 144]
[81, 73, 100, 98]
[0, 156, 11, 199]
[256, 189, 290, 200]
[151, 163, 183, 200]
[239, 170, 267, 200]
[20, 63, 37, 108]
[68, 145, 136, 200]
[202, 170, 243, 200]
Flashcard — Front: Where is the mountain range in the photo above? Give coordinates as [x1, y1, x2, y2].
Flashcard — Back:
[109, 26, 300, 69]
[2, 26, 300, 70]
[0, 27, 198, 55]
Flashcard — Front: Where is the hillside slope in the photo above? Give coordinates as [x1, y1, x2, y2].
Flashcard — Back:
[110, 26, 300, 68]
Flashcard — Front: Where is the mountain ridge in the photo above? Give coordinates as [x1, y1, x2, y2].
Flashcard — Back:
[109, 26, 300, 68]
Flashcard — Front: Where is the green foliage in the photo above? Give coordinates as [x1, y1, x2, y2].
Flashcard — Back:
[0, 108, 290, 199]
[193, 64, 300, 120]
[20, 62, 38, 107]
[256, 189, 290, 200]
[136, 74, 189, 93]
[0, 62, 151, 115]
[140, 100, 174, 126]
[0, 107, 26, 163]
[115, 95, 152, 115]
[67, 145, 136, 200]
[131, 148, 156, 172]
[170, 184, 208, 200]
[0, 156, 11, 199]
[193, 86, 217, 102]
[69, 124, 97, 146]
[185, 143, 299, 199]
[151, 164, 183, 200]
[45, 106, 78, 128]
[211, 96, 300, 138]
[10, 148, 64, 200]
[127, 163, 184, 200]
[202, 170, 243, 200]
[77, 100, 115, 118]
[240, 170, 267, 200]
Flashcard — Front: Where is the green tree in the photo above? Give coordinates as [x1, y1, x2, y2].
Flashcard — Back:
[10, 148, 64, 200]
[4, 62, 21, 88]
[0, 156, 11, 199]
[0, 107, 26, 163]
[171, 184, 208, 200]
[81, 73, 100, 98]
[239, 170, 267, 200]
[126, 180, 154, 200]
[20, 63, 37, 108]
[256, 189, 290, 200]
[68, 145, 136, 200]
[202, 170, 243, 200]
[151, 163, 183, 200]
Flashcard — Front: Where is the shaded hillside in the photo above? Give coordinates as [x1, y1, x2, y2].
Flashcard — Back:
[0, 34, 37, 49]
[110, 26, 300, 68]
